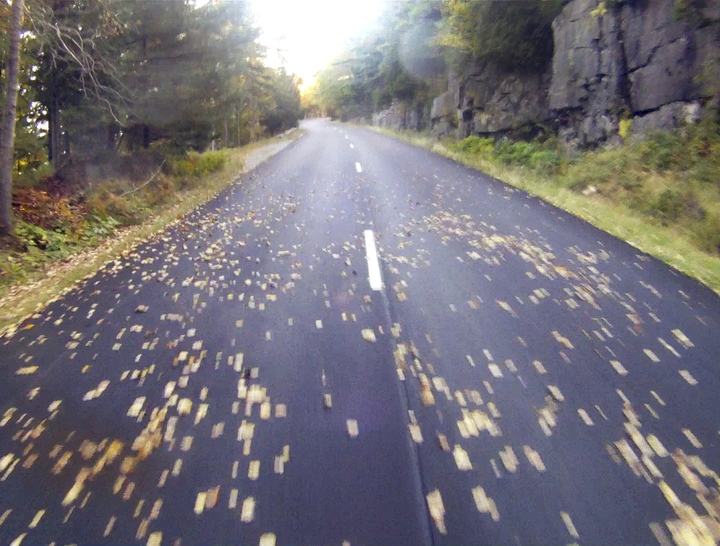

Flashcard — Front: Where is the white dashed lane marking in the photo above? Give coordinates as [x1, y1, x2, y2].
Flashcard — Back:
[363, 230, 382, 291]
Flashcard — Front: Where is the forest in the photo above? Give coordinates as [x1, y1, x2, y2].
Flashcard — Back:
[0, 0, 303, 243]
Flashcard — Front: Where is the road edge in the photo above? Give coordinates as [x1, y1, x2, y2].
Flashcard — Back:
[357, 123, 720, 298]
[0, 130, 304, 338]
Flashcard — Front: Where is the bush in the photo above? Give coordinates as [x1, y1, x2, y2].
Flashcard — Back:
[450, 136, 494, 156]
[14, 162, 54, 188]
[452, 136, 563, 175]
[529, 150, 563, 176]
[562, 147, 641, 192]
[693, 213, 720, 254]
[441, 0, 562, 70]
[492, 140, 536, 167]
[142, 174, 177, 206]
[78, 216, 121, 245]
[1, 143, 246, 294]
[649, 189, 688, 223]
[14, 221, 70, 254]
[168, 150, 229, 180]
[13, 188, 85, 232]
[86, 189, 147, 226]
[637, 131, 683, 171]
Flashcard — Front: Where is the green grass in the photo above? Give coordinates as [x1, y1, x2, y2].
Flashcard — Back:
[0, 132, 301, 335]
[369, 124, 720, 295]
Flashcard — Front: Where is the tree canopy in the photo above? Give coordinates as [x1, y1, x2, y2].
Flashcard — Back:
[0, 0, 303, 234]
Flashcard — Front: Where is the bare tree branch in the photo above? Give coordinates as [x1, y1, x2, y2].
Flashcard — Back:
[118, 160, 165, 197]
[26, 1, 135, 126]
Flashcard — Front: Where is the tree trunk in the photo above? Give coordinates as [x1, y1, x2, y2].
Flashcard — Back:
[237, 104, 241, 146]
[0, 0, 25, 236]
[48, 91, 61, 169]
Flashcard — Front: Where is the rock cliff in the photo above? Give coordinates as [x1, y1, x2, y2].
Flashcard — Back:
[550, 0, 718, 146]
[373, 0, 720, 147]
[371, 101, 426, 132]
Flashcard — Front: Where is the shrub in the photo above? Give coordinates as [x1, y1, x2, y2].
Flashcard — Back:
[563, 157, 612, 191]
[86, 189, 147, 226]
[492, 140, 536, 167]
[451, 136, 494, 156]
[637, 131, 683, 171]
[649, 189, 690, 224]
[168, 150, 229, 180]
[529, 150, 563, 176]
[14, 221, 70, 254]
[452, 136, 563, 175]
[693, 213, 720, 254]
[0, 255, 26, 285]
[562, 147, 643, 192]
[142, 174, 177, 207]
[13, 188, 84, 232]
[440, 0, 562, 70]
[14, 162, 54, 188]
[78, 216, 121, 245]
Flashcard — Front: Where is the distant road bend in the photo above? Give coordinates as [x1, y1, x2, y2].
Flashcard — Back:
[1, 119, 719, 546]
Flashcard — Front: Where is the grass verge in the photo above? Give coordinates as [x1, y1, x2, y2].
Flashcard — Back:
[370, 126, 720, 295]
[0, 131, 301, 335]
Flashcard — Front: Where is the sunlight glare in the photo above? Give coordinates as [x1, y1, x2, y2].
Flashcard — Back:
[250, 0, 387, 85]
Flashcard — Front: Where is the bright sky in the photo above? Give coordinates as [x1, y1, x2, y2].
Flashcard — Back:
[249, 0, 387, 88]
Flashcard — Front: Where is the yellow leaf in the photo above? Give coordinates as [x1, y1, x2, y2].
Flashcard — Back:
[426, 490, 447, 535]
[240, 497, 255, 523]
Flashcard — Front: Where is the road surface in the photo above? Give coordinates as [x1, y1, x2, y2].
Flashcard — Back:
[1, 119, 719, 546]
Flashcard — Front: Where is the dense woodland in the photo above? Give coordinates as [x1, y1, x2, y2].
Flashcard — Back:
[0, 0, 303, 236]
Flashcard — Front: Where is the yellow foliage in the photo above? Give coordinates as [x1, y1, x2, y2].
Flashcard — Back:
[619, 118, 633, 140]
[590, 1, 608, 17]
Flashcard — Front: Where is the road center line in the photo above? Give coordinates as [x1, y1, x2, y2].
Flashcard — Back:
[363, 230, 383, 291]
[355, 162, 362, 173]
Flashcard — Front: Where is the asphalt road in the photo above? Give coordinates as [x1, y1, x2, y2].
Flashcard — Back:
[1, 119, 720, 546]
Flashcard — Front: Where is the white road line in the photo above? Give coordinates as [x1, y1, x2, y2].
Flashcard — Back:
[364, 230, 383, 291]
[349, 144, 354, 149]
[355, 162, 362, 173]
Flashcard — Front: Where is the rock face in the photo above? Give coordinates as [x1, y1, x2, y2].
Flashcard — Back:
[548, 0, 627, 146]
[372, 100, 426, 132]
[549, 0, 719, 146]
[429, 64, 549, 138]
[390, 0, 720, 147]
[461, 64, 550, 138]
[430, 86, 458, 137]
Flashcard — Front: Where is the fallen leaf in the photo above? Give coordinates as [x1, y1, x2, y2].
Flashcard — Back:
[453, 445, 472, 470]
[240, 497, 255, 522]
[259, 534, 276, 546]
[426, 490, 447, 534]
